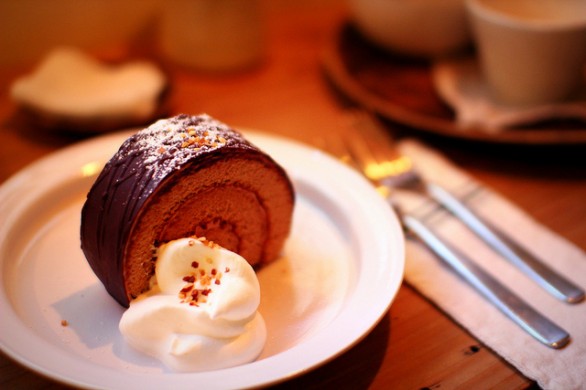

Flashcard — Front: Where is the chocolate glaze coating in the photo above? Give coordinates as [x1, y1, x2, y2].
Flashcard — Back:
[80, 114, 294, 307]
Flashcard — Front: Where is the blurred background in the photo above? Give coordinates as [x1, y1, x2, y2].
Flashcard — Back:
[0, 0, 337, 67]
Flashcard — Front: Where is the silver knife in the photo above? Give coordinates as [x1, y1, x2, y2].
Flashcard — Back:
[426, 183, 585, 304]
[397, 206, 571, 349]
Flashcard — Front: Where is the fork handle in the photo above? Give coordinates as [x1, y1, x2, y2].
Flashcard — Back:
[426, 183, 585, 304]
[402, 213, 571, 349]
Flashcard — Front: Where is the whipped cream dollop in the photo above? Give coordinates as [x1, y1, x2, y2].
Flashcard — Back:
[119, 237, 266, 372]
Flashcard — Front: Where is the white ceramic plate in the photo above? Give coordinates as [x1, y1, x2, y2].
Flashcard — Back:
[0, 130, 404, 389]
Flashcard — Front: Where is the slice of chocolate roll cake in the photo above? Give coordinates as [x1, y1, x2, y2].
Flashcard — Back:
[81, 114, 294, 307]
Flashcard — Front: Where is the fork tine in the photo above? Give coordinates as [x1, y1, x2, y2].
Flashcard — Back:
[340, 126, 379, 172]
[340, 110, 415, 186]
[342, 110, 394, 168]
[347, 110, 399, 162]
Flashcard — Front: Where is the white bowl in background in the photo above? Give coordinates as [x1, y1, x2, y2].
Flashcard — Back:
[347, 0, 472, 58]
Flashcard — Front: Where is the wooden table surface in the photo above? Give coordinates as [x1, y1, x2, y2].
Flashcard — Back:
[1, 3, 585, 389]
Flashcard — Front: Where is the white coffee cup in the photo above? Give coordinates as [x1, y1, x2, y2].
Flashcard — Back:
[159, 0, 264, 72]
[466, 0, 586, 106]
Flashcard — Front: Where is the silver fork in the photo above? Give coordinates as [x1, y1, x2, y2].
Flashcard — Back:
[342, 110, 584, 304]
[324, 122, 571, 349]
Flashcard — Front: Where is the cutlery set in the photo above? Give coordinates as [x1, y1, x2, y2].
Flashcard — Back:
[327, 110, 584, 349]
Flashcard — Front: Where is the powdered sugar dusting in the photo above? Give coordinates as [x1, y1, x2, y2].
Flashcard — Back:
[115, 114, 250, 182]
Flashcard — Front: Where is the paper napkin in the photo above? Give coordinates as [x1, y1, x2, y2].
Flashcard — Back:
[393, 140, 586, 390]
[431, 57, 586, 132]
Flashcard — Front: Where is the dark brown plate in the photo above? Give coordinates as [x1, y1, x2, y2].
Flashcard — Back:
[322, 23, 586, 145]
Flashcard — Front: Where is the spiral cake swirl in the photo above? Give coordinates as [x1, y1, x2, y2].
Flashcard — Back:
[80, 114, 294, 307]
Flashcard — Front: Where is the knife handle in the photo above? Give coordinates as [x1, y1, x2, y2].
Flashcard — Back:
[402, 213, 571, 349]
[426, 182, 585, 304]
